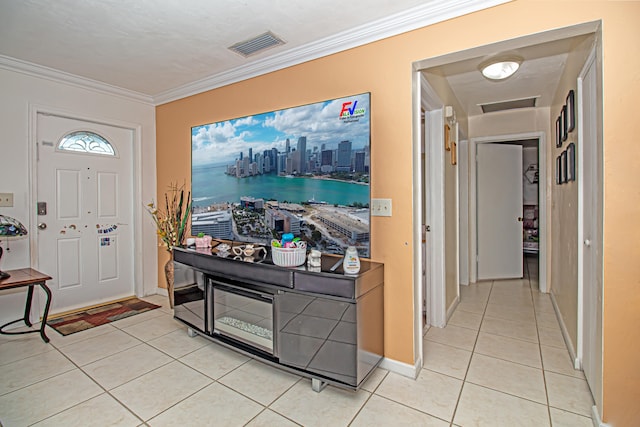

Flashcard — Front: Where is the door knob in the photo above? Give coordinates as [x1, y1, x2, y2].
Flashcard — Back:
[38, 222, 47, 230]
[517, 217, 523, 222]
[584, 239, 591, 247]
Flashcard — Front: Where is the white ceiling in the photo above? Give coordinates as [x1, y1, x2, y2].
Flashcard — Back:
[0, 0, 592, 113]
[0, 0, 508, 104]
[424, 35, 593, 116]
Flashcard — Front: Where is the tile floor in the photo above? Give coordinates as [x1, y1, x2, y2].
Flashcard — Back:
[0, 257, 594, 426]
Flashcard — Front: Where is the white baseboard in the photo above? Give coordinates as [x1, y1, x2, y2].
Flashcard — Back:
[379, 356, 421, 380]
[156, 287, 168, 297]
[591, 405, 610, 427]
[446, 294, 460, 323]
[549, 293, 579, 369]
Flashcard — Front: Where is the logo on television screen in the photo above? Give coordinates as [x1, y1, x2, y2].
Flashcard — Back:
[339, 100, 366, 122]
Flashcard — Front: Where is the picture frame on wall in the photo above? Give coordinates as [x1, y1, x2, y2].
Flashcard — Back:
[556, 116, 562, 148]
[561, 104, 568, 142]
[556, 155, 562, 184]
[561, 150, 568, 183]
[567, 142, 576, 182]
[566, 90, 575, 133]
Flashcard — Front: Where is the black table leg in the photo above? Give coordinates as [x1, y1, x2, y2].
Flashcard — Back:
[39, 282, 52, 343]
[23, 285, 35, 327]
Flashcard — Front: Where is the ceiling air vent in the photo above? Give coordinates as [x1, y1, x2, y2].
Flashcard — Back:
[479, 96, 538, 114]
[229, 31, 286, 58]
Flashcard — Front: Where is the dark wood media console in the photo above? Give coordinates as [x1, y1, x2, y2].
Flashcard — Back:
[172, 245, 384, 392]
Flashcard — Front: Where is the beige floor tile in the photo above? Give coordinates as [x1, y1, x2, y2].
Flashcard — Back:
[454, 382, 550, 427]
[351, 394, 449, 427]
[466, 353, 547, 404]
[541, 345, 584, 378]
[270, 380, 369, 427]
[32, 393, 141, 427]
[219, 359, 300, 405]
[549, 407, 594, 426]
[139, 294, 172, 313]
[448, 309, 483, 330]
[0, 334, 52, 365]
[359, 367, 388, 393]
[147, 382, 263, 427]
[456, 300, 487, 315]
[536, 312, 561, 330]
[179, 342, 250, 379]
[484, 303, 536, 323]
[57, 329, 141, 366]
[375, 369, 462, 421]
[425, 324, 478, 351]
[110, 308, 166, 329]
[0, 369, 103, 426]
[474, 332, 542, 368]
[147, 328, 209, 358]
[545, 371, 594, 416]
[245, 409, 299, 427]
[0, 348, 75, 395]
[481, 316, 539, 343]
[48, 323, 118, 348]
[111, 361, 212, 421]
[539, 326, 566, 348]
[120, 314, 183, 342]
[422, 340, 472, 379]
[82, 343, 173, 390]
[488, 294, 534, 310]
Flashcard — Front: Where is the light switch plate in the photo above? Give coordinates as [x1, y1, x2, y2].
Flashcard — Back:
[371, 198, 392, 217]
[0, 193, 13, 207]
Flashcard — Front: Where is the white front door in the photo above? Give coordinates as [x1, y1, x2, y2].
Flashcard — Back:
[477, 143, 523, 280]
[37, 114, 134, 314]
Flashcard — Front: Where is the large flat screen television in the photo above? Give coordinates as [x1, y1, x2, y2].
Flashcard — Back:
[191, 92, 370, 257]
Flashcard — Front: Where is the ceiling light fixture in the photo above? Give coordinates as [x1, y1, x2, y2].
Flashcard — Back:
[480, 56, 523, 80]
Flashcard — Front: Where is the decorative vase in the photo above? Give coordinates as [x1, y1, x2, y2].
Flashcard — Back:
[164, 253, 175, 308]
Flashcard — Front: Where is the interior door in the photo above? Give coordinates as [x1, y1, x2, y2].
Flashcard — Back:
[37, 114, 134, 314]
[476, 143, 523, 280]
[581, 55, 602, 409]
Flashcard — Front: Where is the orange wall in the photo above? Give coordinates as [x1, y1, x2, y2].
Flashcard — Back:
[156, 2, 640, 423]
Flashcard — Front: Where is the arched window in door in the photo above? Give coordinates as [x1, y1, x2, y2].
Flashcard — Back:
[57, 131, 116, 156]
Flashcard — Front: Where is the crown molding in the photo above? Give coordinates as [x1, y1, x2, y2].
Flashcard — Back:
[0, 0, 509, 106]
[0, 55, 154, 105]
[153, 0, 510, 105]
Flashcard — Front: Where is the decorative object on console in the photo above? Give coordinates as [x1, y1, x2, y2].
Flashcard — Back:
[195, 233, 212, 248]
[271, 239, 307, 267]
[342, 246, 361, 275]
[146, 182, 192, 307]
[0, 215, 28, 280]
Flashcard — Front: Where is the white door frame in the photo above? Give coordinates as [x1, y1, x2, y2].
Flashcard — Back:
[413, 72, 447, 370]
[28, 105, 146, 304]
[469, 132, 547, 292]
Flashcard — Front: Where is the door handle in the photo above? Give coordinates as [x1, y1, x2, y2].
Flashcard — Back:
[517, 217, 523, 222]
[584, 239, 591, 247]
[38, 222, 47, 230]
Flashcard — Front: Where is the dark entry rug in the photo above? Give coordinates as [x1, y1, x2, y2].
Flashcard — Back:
[47, 297, 161, 336]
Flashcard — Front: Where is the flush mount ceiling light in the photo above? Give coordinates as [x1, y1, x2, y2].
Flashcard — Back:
[480, 56, 523, 80]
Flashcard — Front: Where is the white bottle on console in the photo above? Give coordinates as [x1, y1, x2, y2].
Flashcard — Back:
[342, 246, 361, 275]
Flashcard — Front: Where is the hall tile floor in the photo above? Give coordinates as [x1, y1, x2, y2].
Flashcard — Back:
[0, 259, 594, 426]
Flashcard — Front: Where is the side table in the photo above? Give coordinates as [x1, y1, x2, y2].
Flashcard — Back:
[0, 268, 52, 343]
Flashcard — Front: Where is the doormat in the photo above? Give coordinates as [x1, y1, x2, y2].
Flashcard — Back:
[47, 297, 161, 336]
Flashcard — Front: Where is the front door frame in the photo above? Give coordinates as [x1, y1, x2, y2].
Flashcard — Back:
[28, 105, 146, 306]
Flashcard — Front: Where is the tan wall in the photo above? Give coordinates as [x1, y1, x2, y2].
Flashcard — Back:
[550, 34, 595, 356]
[156, 2, 640, 423]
